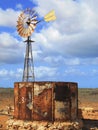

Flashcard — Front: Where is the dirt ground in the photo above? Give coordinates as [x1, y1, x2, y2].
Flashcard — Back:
[0, 88, 98, 130]
[78, 88, 98, 108]
[0, 88, 14, 129]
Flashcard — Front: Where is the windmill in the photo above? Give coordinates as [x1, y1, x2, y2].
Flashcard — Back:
[17, 8, 56, 82]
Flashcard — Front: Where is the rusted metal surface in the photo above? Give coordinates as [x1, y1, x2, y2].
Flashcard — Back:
[14, 81, 78, 121]
[70, 83, 78, 120]
[54, 83, 71, 121]
[14, 83, 19, 119]
[33, 82, 53, 121]
[14, 82, 33, 120]
[55, 101, 71, 121]
[54, 82, 78, 121]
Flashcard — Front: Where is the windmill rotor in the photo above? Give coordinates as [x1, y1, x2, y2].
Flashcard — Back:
[17, 8, 38, 38]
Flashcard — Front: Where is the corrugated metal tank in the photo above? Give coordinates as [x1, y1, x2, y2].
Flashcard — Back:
[14, 82, 78, 121]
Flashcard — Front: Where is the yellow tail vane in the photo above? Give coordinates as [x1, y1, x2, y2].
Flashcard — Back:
[44, 10, 56, 22]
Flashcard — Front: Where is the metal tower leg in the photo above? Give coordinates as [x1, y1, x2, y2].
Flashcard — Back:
[22, 36, 35, 82]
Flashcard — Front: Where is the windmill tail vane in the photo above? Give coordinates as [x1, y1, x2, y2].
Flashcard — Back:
[44, 10, 56, 22]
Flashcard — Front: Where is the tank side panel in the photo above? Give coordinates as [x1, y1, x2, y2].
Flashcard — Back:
[54, 82, 71, 121]
[14, 83, 19, 119]
[70, 83, 78, 120]
[14, 82, 33, 120]
[33, 82, 52, 121]
[19, 85, 27, 120]
[55, 101, 70, 121]
[25, 84, 32, 120]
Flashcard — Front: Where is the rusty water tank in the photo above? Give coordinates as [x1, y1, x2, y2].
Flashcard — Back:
[14, 82, 78, 121]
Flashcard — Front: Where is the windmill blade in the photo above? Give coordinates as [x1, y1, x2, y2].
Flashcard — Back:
[27, 28, 32, 36]
[30, 23, 36, 30]
[20, 12, 25, 19]
[24, 8, 30, 14]
[18, 13, 26, 21]
[18, 16, 24, 22]
[20, 28, 28, 37]
[24, 29, 31, 37]
[31, 10, 37, 18]
[17, 24, 23, 29]
[19, 28, 25, 37]
[18, 26, 24, 33]
[31, 20, 38, 25]
[28, 25, 34, 32]
[19, 28, 30, 37]
[17, 24, 23, 30]
[18, 27, 24, 35]
[44, 10, 56, 22]
[21, 29, 28, 37]
[19, 28, 31, 37]
[17, 21, 23, 26]
[29, 9, 36, 18]
[31, 16, 37, 20]
[18, 28, 24, 36]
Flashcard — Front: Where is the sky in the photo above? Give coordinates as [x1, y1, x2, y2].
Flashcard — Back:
[0, 0, 98, 88]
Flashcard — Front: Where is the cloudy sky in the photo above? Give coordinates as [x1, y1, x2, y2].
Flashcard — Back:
[0, 0, 98, 88]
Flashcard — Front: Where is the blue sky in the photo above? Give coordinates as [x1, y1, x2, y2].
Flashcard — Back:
[0, 0, 98, 88]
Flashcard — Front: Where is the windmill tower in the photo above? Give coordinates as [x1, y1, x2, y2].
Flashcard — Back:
[23, 36, 35, 81]
[17, 8, 56, 82]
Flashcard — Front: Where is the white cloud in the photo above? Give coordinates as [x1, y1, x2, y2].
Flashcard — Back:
[0, 8, 20, 27]
[92, 69, 98, 76]
[0, 32, 24, 64]
[0, 65, 97, 84]
[0, 69, 8, 77]
[64, 67, 86, 76]
[0, 68, 22, 79]
[0, 32, 19, 48]
[35, 66, 58, 80]
[0, 66, 58, 81]
[16, 4, 23, 10]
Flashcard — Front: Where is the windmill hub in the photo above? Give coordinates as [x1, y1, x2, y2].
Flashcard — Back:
[26, 18, 31, 25]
